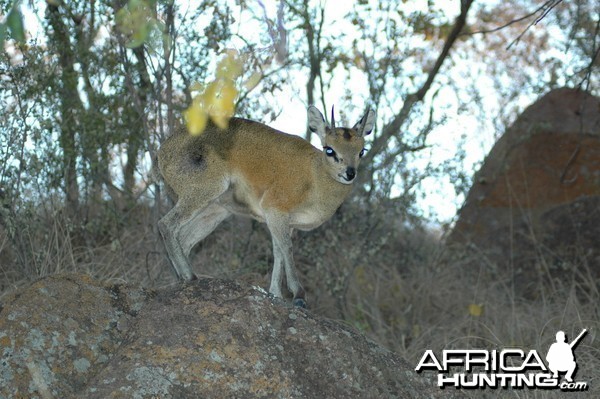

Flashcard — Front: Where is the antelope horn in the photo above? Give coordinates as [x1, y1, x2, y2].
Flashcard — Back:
[331, 105, 336, 130]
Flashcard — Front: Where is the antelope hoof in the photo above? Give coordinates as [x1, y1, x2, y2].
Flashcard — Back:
[180, 273, 197, 282]
[293, 298, 307, 309]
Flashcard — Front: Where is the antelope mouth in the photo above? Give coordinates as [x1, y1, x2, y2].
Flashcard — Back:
[337, 174, 355, 184]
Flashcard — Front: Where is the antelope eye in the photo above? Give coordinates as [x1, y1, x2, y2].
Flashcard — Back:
[324, 147, 335, 157]
[359, 148, 366, 158]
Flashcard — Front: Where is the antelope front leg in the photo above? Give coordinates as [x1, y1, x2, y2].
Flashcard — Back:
[266, 213, 306, 308]
[283, 239, 306, 308]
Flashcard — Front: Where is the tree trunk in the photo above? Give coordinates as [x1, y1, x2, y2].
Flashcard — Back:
[47, 4, 81, 214]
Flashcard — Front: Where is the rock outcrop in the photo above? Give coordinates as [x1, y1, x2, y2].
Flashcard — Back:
[0, 274, 458, 398]
[447, 88, 600, 291]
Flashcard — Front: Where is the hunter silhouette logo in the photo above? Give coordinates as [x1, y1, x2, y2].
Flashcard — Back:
[415, 328, 589, 391]
[546, 329, 587, 383]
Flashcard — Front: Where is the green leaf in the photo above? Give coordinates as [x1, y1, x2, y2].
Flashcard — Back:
[7, 9, 25, 43]
[115, 0, 157, 48]
[127, 23, 149, 48]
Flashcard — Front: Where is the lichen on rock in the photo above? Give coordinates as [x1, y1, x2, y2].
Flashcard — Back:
[0, 274, 460, 398]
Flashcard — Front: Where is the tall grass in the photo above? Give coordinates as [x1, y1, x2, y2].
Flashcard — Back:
[0, 198, 598, 397]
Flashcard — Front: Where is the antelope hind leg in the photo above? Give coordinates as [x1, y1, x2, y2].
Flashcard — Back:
[159, 203, 197, 281]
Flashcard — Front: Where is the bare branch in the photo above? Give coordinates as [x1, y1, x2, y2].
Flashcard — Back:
[464, 0, 555, 37]
[507, 0, 563, 50]
[360, 0, 475, 176]
[578, 16, 600, 92]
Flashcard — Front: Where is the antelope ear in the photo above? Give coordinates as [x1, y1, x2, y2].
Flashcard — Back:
[307, 106, 327, 142]
[353, 108, 376, 137]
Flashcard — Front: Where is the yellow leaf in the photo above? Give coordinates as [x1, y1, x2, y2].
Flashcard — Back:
[216, 49, 243, 80]
[203, 79, 237, 129]
[202, 80, 218, 104]
[184, 98, 208, 135]
[468, 303, 484, 317]
[184, 49, 246, 132]
[189, 81, 204, 93]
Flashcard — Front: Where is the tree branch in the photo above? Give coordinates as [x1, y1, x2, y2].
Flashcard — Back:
[506, 0, 563, 50]
[578, 16, 600, 92]
[463, 0, 555, 37]
[360, 0, 474, 175]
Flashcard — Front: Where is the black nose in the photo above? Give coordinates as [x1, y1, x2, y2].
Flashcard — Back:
[346, 167, 356, 180]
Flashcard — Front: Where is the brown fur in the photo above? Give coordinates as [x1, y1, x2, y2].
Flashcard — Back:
[156, 106, 376, 307]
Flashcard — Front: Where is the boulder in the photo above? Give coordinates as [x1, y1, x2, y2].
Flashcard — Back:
[0, 274, 459, 398]
[0, 274, 148, 398]
[447, 88, 600, 291]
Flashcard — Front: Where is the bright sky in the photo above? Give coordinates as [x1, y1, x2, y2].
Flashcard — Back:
[13, 0, 542, 224]
[238, 0, 488, 223]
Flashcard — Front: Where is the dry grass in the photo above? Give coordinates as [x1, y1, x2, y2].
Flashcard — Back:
[0, 199, 598, 397]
